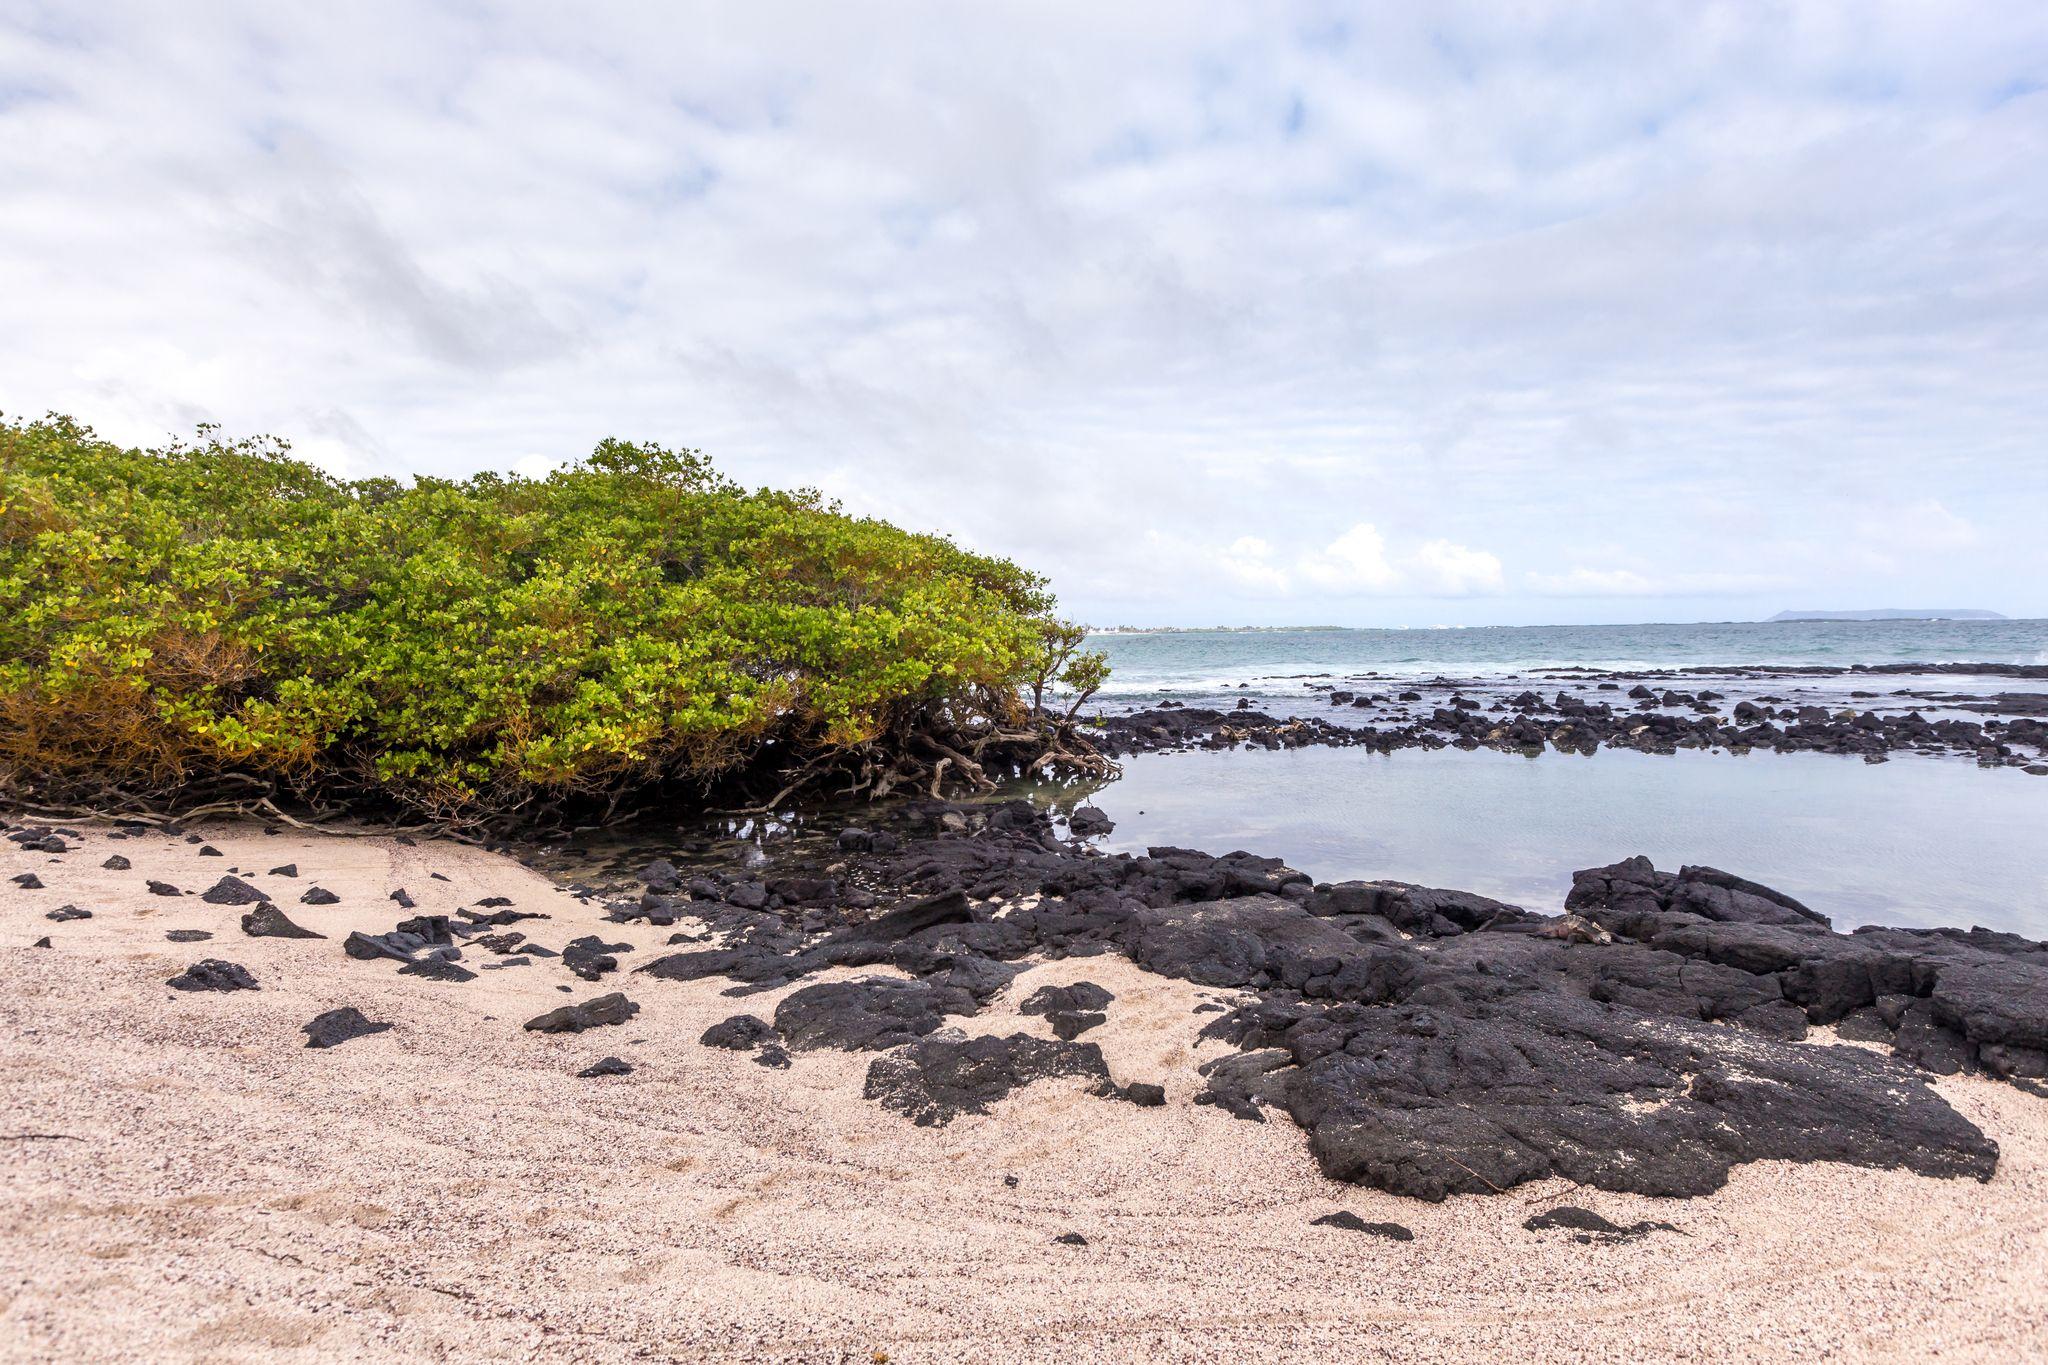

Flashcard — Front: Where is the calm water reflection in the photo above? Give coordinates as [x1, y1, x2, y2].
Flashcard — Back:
[1080, 746, 2048, 936]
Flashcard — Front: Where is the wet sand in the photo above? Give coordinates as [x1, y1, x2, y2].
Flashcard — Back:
[3, 821, 2046, 1362]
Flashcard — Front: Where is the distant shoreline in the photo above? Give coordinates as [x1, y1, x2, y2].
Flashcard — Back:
[1089, 616, 2029, 634]
[1769, 609, 2007, 622]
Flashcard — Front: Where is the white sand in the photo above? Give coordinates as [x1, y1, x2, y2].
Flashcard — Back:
[3, 820, 2045, 1362]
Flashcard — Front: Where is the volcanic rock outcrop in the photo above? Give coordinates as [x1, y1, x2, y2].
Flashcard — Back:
[623, 802, 2037, 1201]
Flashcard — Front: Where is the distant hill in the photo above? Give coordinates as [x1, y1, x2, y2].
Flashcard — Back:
[1767, 609, 2007, 622]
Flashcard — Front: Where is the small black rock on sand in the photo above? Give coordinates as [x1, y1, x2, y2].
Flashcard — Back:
[301, 1007, 393, 1049]
[525, 993, 640, 1034]
[242, 903, 326, 939]
[166, 960, 259, 993]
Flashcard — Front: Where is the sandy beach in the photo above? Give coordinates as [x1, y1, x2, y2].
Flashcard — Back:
[11, 4, 2048, 1359]
[4, 820, 2047, 1363]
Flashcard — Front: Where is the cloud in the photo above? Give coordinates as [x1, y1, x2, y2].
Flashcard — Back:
[1218, 535, 1290, 594]
[1523, 567, 1791, 598]
[1, 2, 2043, 624]
[1239, 523, 1505, 598]
[1854, 498, 1980, 553]
[1299, 523, 1401, 592]
[1409, 539, 1505, 595]
[1524, 567, 1660, 596]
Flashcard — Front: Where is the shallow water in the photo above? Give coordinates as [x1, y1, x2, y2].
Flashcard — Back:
[1074, 746, 2048, 937]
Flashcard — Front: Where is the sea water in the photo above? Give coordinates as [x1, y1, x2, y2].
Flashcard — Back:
[1086, 618, 2048, 700]
[1069, 620, 2048, 936]
[1079, 746, 2048, 936]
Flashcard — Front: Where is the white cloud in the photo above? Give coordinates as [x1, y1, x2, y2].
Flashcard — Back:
[1855, 498, 1980, 553]
[288, 434, 366, 479]
[1523, 567, 1792, 598]
[1234, 523, 1505, 598]
[1409, 539, 1505, 595]
[1299, 523, 1401, 593]
[1218, 535, 1290, 594]
[1, 2, 2043, 624]
[1525, 567, 1660, 596]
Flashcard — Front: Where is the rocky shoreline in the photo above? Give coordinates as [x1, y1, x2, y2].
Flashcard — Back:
[1087, 660, 2048, 770]
[545, 798, 2041, 1202]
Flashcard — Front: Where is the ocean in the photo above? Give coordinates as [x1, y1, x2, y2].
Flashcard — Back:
[1086, 619, 2048, 700]
[1068, 620, 2048, 936]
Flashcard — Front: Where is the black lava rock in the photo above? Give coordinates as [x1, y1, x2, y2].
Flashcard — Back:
[701, 1014, 778, 1051]
[45, 905, 91, 922]
[624, 810, 2042, 1205]
[1047, 1012, 1104, 1040]
[460, 906, 542, 927]
[637, 859, 682, 890]
[1021, 982, 1115, 1014]
[199, 875, 265, 906]
[563, 934, 632, 982]
[864, 1033, 1112, 1126]
[396, 952, 477, 983]
[775, 978, 978, 1052]
[241, 903, 326, 939]
[344, 918, 452, 962]
[302, 1006, 393, 1049]
[167, 959, 258, 992]
[577, 1056, 635, 1077]
[1021, 981, 1115, 1039]
[1068, 806, 1115, 837]
[166, 929, 214, 943]
[300, 886, 341, 905]
[525, 993, 640, 1033]
[102, 855, 132, 871]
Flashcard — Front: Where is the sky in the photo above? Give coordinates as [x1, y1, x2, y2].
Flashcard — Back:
[3, 2, 2046, 627]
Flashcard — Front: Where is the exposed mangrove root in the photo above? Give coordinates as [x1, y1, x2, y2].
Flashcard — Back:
[728, 704, 1118, 815]
[4, 693, 1117, 835]
[0, 773, 483, 843]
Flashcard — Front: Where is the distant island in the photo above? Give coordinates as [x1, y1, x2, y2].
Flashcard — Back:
[1768, 609, 2007, 622]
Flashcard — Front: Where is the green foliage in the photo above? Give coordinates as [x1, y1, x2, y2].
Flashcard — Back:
[0, 413, 1106, 816]
[1025, 619, 1111, 721]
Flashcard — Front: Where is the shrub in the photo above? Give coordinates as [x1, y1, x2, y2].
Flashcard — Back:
[0, 414, 1108, 819]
